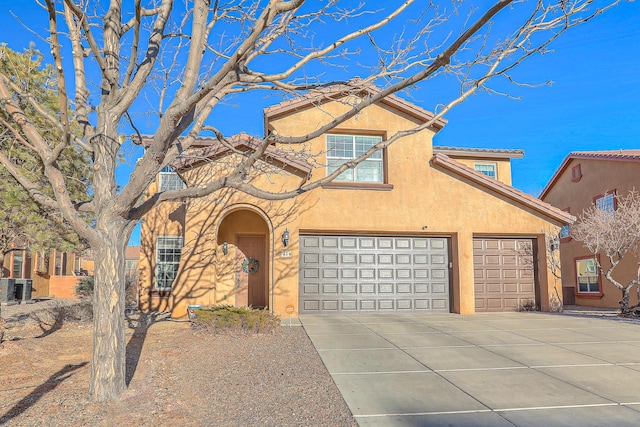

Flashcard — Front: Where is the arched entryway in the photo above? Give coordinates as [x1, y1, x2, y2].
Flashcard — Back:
[217, 208, 271, 309]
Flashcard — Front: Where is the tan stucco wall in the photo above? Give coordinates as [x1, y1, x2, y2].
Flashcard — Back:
[450, 157, 513, 186]
[542, 158, 640, 309]
[139, 98, 564, 317]
[139, 177, 186, 312]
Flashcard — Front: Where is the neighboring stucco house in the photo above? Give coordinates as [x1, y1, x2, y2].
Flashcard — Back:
[2, 249, 93, 300]
[540, 150, 640, 308]
[139, 88, 572, 318]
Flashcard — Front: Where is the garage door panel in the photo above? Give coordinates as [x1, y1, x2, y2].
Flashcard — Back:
[414, 269, 429, 279]
[432, 283, 448, 294]
[323, 283, 338, 294]
[432, 299, 447, 310]
[360, 254, 375, 264]
[474, 238, 536, 312]
[360, 268, 375, 279]
[396, 254, 411, 264]
[322, 237, 339, 248]
[341, 300, 357, 311]
[415, 283, 429, 293]
[304, 284, 319, 294]
[342, 283, 357, 294]
[299, 235, 450, 313]
[378, 254, 393, 264]
[360, 283, 375, 294]
[359, 237, 376, 249]
[378, 283, 394, 294]
[397, 283, 412, 294]
[378, 269, 394, 279]
[341, 269, 357, 279]
[341, 253, 357, 264]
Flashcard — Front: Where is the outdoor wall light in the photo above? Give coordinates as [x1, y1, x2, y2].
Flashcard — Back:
[549, 236, 560, 252]
[222, 241, 228, 255]
[282, 229, 290, 248]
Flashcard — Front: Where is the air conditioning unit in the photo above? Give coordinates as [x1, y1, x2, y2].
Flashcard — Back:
[0, 278, 16, 303]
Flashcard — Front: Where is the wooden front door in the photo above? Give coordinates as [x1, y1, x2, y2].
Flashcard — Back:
[236, 235, 267, 308]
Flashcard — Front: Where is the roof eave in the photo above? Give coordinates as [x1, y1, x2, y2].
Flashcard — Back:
[431, 153, 574, 224]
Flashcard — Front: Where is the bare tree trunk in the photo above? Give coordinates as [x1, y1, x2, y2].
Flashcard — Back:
[620, 287, 631, 315]
[89, 221, 128, 401]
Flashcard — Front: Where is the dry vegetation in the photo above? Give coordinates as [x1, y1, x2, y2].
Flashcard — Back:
[0, 302, 356, 426]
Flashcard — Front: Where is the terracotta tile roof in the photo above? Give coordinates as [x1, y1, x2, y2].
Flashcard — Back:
[264, 83, 447, 132]
[174, 133, 312, 177]
[433, 146, 524, 159]
[539, 150, 640, 199]
[431, 153, 574, 224]
[126, 246, 140, 260]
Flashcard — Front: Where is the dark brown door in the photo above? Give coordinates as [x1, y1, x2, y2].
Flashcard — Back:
[236, 236, 267, 308]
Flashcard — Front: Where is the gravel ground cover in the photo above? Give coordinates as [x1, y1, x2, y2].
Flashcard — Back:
[0, 301, 356, 426]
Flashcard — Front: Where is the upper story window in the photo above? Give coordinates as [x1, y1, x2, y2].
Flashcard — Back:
[326, 134, 383, 183]
[575, 257, 600, 294]
[474, 163, 497, 179]
[571, 163, 582, 182]
[159, 166, 184, 192]
[595, 191, 616, 214]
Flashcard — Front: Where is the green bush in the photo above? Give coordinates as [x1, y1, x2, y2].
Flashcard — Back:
[192, 305, 280, 334]
[75, 276, 94, 299]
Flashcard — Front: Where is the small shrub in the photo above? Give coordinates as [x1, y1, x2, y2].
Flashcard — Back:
[75, 276, 94, 299]
[31, 301, 93, 326]
[192, 305, 280, 334]
[515, 299, 537, 312]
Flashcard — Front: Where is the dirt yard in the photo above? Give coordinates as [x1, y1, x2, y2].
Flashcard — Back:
[0, 301, 357, 426]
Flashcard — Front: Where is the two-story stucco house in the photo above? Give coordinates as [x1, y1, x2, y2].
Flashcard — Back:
[139, 87, 572, 318]
[540, 150, 640, 309]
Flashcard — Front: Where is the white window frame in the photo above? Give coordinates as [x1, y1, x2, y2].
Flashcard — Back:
[575, 258, 600, 294]
[474, 162, 497, 179]
[326, 134, 384, 183]
[159, 166, 184, 192]
[155, 236, 183, 291]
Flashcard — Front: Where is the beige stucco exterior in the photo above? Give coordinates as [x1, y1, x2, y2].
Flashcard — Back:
[139, 92, 571, 318]
[541, 154, 640, 309]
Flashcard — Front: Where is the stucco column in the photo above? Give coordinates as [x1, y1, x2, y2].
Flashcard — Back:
[455, 231, 476, 315]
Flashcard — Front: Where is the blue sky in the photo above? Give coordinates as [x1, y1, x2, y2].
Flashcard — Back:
[1, 1, 639, 245]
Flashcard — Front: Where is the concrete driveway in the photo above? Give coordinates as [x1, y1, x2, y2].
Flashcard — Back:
[300, 312, 640, 426]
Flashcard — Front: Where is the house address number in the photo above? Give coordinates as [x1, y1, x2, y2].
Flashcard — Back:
[280, 250, 292, 258]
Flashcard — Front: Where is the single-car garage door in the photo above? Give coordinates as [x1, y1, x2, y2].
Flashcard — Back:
[473, 238, 537, 312]
[299, 235, 450, 314]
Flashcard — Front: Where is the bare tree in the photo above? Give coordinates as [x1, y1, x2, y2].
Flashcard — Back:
[571, 191, 640, 315]
[543, 227, 564, 312]
[0, 0, 621, 401]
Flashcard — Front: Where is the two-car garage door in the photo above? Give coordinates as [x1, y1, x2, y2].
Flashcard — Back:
[299, 235, 450, 314]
